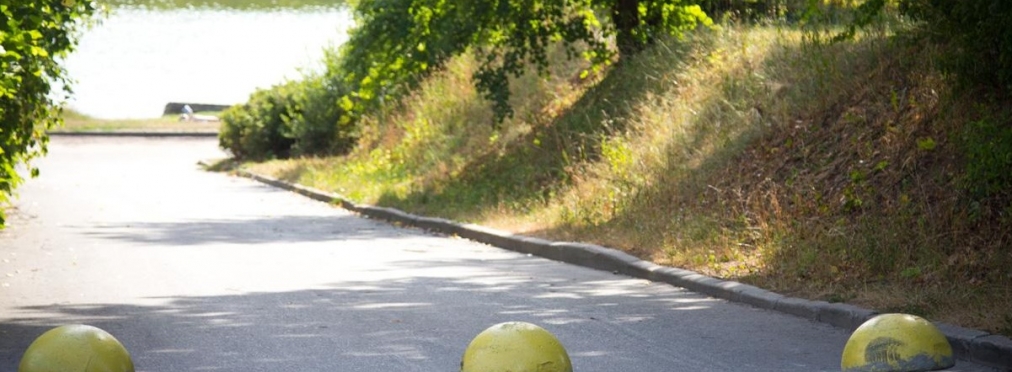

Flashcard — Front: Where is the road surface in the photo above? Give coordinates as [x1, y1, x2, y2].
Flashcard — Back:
[0, 137, 997, 371]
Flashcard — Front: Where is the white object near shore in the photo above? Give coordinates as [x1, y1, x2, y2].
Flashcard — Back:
[179, 104, 220, 122]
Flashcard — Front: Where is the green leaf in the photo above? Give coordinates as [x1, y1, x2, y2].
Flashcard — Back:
[30, 46, 49, 57]
[339, 95, 354, 111]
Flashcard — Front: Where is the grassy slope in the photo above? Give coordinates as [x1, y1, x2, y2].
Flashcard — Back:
[248, 23, 1012, 335]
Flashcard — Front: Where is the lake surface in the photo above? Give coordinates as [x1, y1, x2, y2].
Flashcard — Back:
[63, 1, 352, 118]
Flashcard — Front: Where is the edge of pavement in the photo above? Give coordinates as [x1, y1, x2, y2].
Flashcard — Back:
[225, 166, 1012, 371]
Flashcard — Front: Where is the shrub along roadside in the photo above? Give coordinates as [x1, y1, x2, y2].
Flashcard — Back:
[219, 82, 297, 160]
[219, 74, 356, 160]
[901, 0, 1012, 92]
[839, 0, 1012, 93]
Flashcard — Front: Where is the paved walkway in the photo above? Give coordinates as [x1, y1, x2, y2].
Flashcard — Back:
[0, 137, 997, 371]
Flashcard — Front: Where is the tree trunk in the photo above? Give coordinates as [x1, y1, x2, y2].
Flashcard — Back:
[612, 0, 641, 56]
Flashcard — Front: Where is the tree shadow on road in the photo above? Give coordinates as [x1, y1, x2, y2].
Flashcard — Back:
[76, 214, 426, 246]
[0, 253, 852, 372]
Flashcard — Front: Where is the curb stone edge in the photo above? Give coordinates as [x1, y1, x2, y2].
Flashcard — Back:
[229, 168, 1012, 371]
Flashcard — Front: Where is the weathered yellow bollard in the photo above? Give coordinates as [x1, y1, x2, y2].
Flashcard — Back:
[841, 313, 954, 372]
[461, 321, 572, 372]
[19, 324, 135, 372]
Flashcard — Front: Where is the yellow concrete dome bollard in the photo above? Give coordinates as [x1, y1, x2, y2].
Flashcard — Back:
[461, 321, 572, 372]
[841, 313, 954, 372]
[19, 324, 135, 372]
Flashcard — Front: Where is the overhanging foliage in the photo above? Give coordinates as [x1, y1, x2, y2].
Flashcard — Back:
[339, 0, 711, 121]
[1, 0, 96, 227]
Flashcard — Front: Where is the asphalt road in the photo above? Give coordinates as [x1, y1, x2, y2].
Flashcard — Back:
[0, 136, 998, 371]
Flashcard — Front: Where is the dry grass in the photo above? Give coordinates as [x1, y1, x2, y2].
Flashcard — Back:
[247, 23, 1012, 335]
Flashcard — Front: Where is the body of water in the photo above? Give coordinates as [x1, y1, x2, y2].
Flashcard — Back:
[63, 3, 352, 118]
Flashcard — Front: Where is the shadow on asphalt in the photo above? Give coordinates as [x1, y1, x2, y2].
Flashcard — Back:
[75, 215, 420, 246]
[0, 255, 779, 372]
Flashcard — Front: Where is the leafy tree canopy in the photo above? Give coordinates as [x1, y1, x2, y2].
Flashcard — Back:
[1, 0, 96, 227]
[338, 0, 712, 121]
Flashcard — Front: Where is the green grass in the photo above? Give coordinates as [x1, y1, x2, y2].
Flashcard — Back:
[244, 22, 1012, 336]
[55, 109, 222, 133]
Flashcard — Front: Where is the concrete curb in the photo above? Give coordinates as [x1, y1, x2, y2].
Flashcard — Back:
[233, 168, 1012, 371]
[49, 131, 218, 138]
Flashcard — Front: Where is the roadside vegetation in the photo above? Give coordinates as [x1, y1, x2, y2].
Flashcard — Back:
[57, 109, 221, 133]
[223, 0, 1012, 335]
[1, 0, 97, 227]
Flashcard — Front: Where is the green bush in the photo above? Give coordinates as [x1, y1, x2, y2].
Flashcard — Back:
[219, 82, 298, 160]
[283, 76, 356, 156]
[815, 0, 1010, 92]
[962, 116, 1012, 201]
[902, 0, 1012, 92]
[219, 75, 356, 160]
